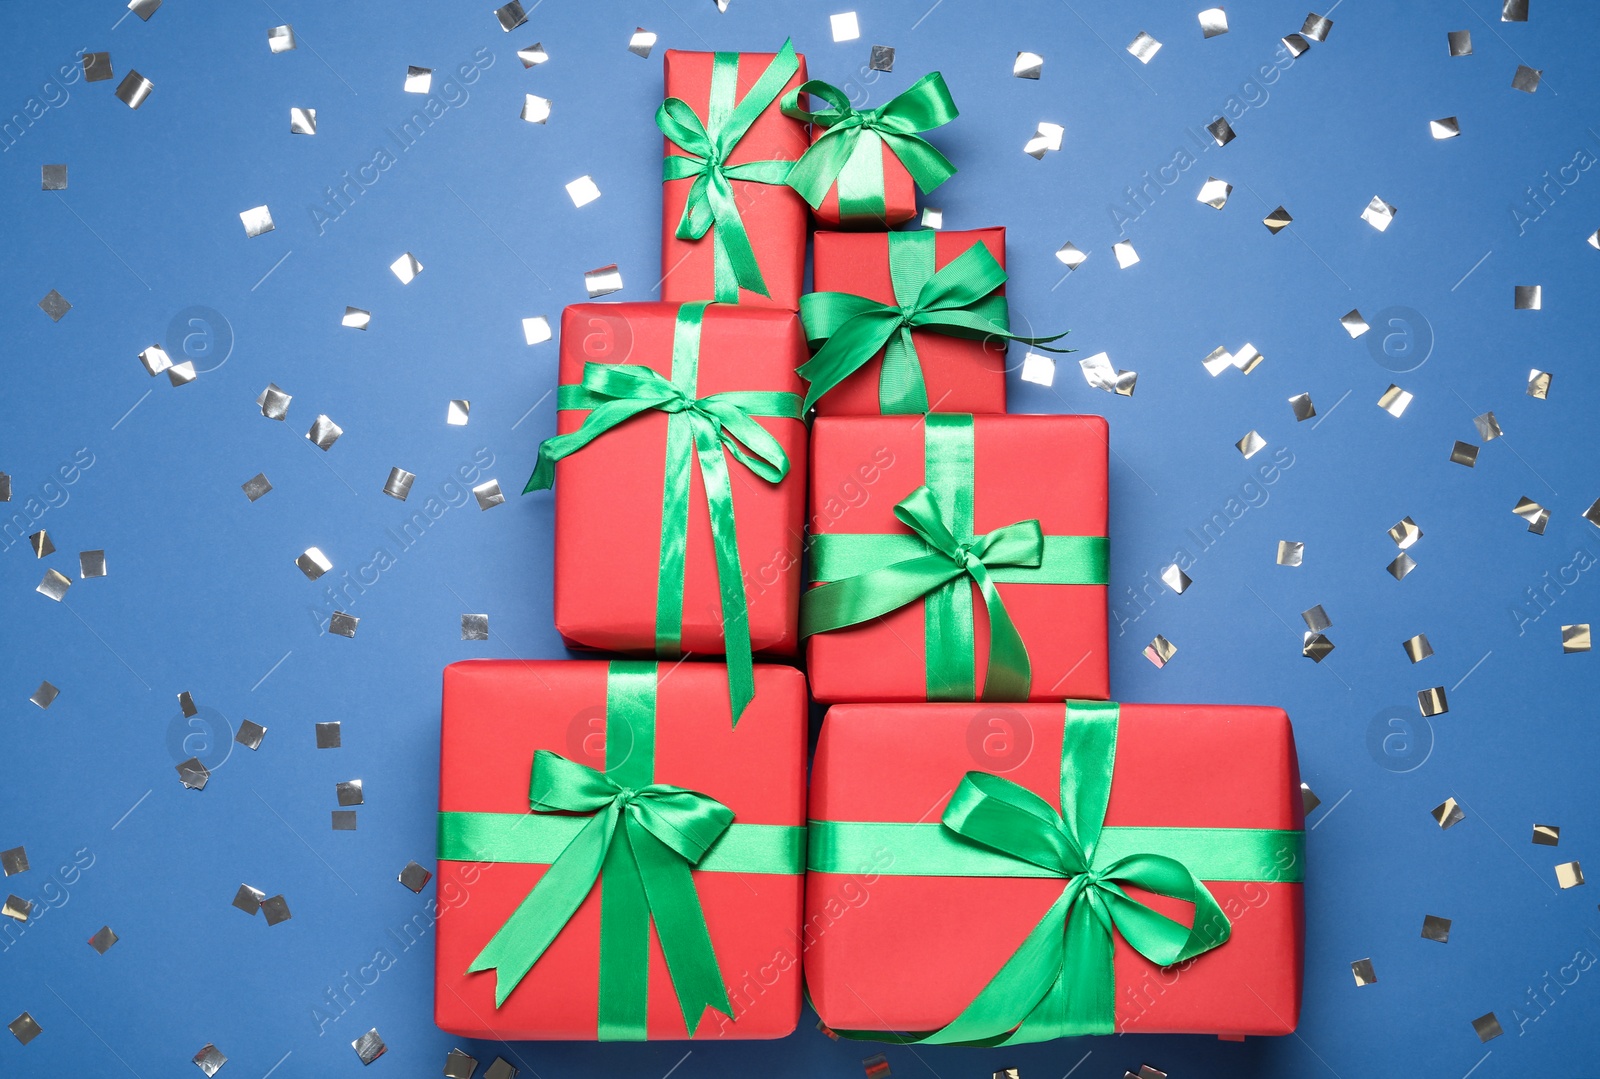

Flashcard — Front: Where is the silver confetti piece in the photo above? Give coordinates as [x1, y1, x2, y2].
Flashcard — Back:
[1018, 352, 1054, 386]
[258, 383, 291, 420]
[1513, 496, 1550, 534]
[462, 614, 490, 641]
[332, 810, 357, 831]
[307, 415, 343, 450]
[565, 175, 601, 207]
[1512, 65, 1542, 93]
[1378, 384, 1413, 418]
[297, 547, 332, 581]
[37, 569, 70, 601]
[1588, 229, 1599, 250]
[289, 108, 317, 135]
[41, 164, 66, 191]
[1196, 177, 1231, 209]
[1302, 13, 1333, 40]
[0, 474, 9, 501]
[383, 468, 415, 501]
[1127, 31, 1162, 64]
[79, 550, 106, 579]
[193, 1044, 227, 1077]
[1023, 121, 1064, 158]
[342, 307, 370, 330]
[29, 531, 54, 558]
[9, 1013, 41, 1045]
[1388, 552, 1417, 580]
[1112, 239, 1139, 268]
[1302, 605, 1331, 632]
[869, 46, 895, 72]
[179, 691, 198, 717]
[483, 1059, 517, 1079]
[329, 612, 360, 638]
[1207, 117, 1235, 145]
[1054, 242, 1086, 269]
[1013, 51, 1043, 79]
[1421, 914, 1451, 943]
[1532, 824, 1561, 846]
[262, 894, 292, 925]
[316, 722, 342, 749]
[1, 848, 27, 876]
[494, 1, 527, 31]
[1302, 782, 1321, 815]
[1289, 393, 1316, 421]
[1202, 346, 1233, 376]
[473, 479, 505, 510]
[234, 884, 266, 915]
[1351, 958, 1377, 986]
[628, 28, 658, 58]
[447, 400, 471, 426]
[1474, 411, 1503, 440]
[83, 52, 113, 81]
[1584, 498, 1600, 528]
[585, 265, 623, 297]
[518, 42, 548, 68]
[1302, 632, 1334, 662]
[1340, 310, 1369, 338]
[1235, 346, 1265, 372]
[1555, 862, 1584, 889]
[168, 361, 197, 386]
[400, 861, 433, 894]
[28, 682, 57, 709]
[115, 71, 153, 109]
[1236, 430, 1267, 458]
[336, 779, 364, 807]
[1263, 206, 1292, 233]
[1514, 284, 1541, 310]
[139, 344, 173, 375]
[1281, 34, 1310, 58]
[38, 290, 70, 322]
[1448, 30, 1472, 56]
[235, 719, 267, 750]
[1450, 441, 1479, 467]
[919, 207, 943, 229]
[176, 757, 210, 790]
[352, 1029, 387, 1065]
[404, 66, 433, 93]
[267, 25, 296, 53]
[1199, 8, 1228, 38]
[520, 94, 551, 124]
[1403, 634, 1434, 663]
[1562, 624, 1591, 653]
[1430, 116, 1460, 140]
[128, 0, 160, 20]
[1161, 564, 1192, 594]
[522, 316, 552, 345]
[1388, 516, 1422, 549]
[1432, 797, 1464, 829]
[1360, 196, 1397, 232]
[391, 252, 423, 283]
[1143, 635, 1177, 668]
[831, 12, 861, 42]
[1277, 540, 1303, 567]
[1527, 369, 1551, 399]
[3, 895, 33, 921]
[1417, 686, 1449, 717]
[88, 926, 118, 954]
[1502, 0, 1528, 22]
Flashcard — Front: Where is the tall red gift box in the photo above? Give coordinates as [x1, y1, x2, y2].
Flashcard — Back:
[805, 701, 1305, 1040]
[805, 413, 1109, 702]
[435, 659, 808, 1040]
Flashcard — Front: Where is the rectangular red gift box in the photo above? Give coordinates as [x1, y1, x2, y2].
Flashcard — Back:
[435, 659, 808, 1040]
[806, 413, 1109, 702]
[805, 702, 1305, 1038]
[809, 135, 918, 228]
[551, 302, 808, 661]
[810, 228, 1009, 415]
[661, 48, 809, 309]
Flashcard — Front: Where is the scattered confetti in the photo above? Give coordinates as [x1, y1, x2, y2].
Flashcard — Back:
[1289, 393, 1316, 421]
[352, 1029, 387, 1065]
[520, 94, 551, 124]
[29, 531, 54, 558]
[1340, 310, 1369, 338]
[1513, 285, 1541, 310]
[316, 722, 342, 748]
[444, 1049, 479, 1078]
[79, 550, 106, 579]
[38, 289, 70, 322]
[267, 25, 296, 53]
[1448, 30, 1472, 56]
[232, 885, 265, 915]
[1532, 824, 1561, 846]
[473, 479, 505, 510]
[1403, 634, 1434, 663]
[330, 612, 360, 638]
[8, 1013, 41, 1046]
[1502, 0, 1527, 21]
[830, 12, 861, 42]
[1301, 782, 1321, 815]
[1277, 541, 1304, 567]
[297, 547, 332, 580]
[1433, 797, 1465, 829]
[1202, 346, 1233, 376]
[1388, 517, 1422, 550]
[1360, 196, 1397, 232]
[1421, 914, 1451, 943]
[1078, 352, 1135, 395]
[307, 415, 343, 450]
[128, 0, 160, 21]
[1302, 13, 1332, 41]
[1112, 239, 1139, 268]
[289, 108, 317, 135]
[1302, 633, 1334, 663]
[383, 468, 415, 501]
[493, 1, 527, 32]
[628, 29, 657, 59]
[1450, 441, 1479, 467]
[1555, 862, 1585, 888]
[1199, 8, 1229, 37]
[1161, 564, 1191, 594]
[1207, 116, 1235, 146]
[518, 42, 548, 68]
[404, 66, 433, 94]
[115, 71, 153, 109]
[1236, 430, 1267, 459]
[192, 1044, 227, 1076]
[1302, 605, 1331, 632]
[259, 383, 291, 421]
[88, 926, 118, 953]
[1054, 242, 1086, 269]
[1232, 345, 1264, 374]
[333, 811, 357, 831]
[179, 691, 198, 718]
[4, 895, 33, 921]
[1127, 31, 1162, 64]
[522, 315, 552, 344]
[1, 848, 27, 876]
[336, 780, 364, 807]
[1197, 176, 1231, 209]
[391, 253, 424, 284]
[168, 361, 197, 387]
[1585, 497, 1600, 528]
[1013, 51, 1043, 79]
[585, 264, 623, 297]
[342, 307, 371, 330]
[483, 1059, 517, 1079]
[1023, 121, 1064, 159]
[1019, 352, 1054, 387]
[1562, 624, 1591, 653]
[1417, 686, 1448, 717]
[1351, 958, 1377, 986]
[869, 46, 895, 72]
[1280, 34, 1310, 59]
[919, 207, 943, 229]
[1512, 496, 1549, 534]
[1377, 384, 1413, 418]
[1512, 65, 1542, 93]
[1388, 552, 1417, 580]
[399, 861, 433, 894]
[1263, 206, 1292, 233]
[83, 52, 113, 81]
[41, 164, 66, 191]
[262, 895, 292, 925]
[28, 682, 56, 709]
[1143, 634, 1177, 668]
[235, 719, 267, 750]
[862, 1051, 891, 1078]
[1527, 369, 1551, 399]
[1430, 116, 1460, 140]
[447, 400, 471, 426]
[176, 757, 210, 790]
[37, 569, 71, 601]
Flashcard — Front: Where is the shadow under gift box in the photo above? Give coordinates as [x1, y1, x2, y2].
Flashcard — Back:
[435, 660, 808, 1040]
[805, 703, 1304, 1038]
[550, 302, 809, 661]
[805, 413, 1110, 702]
[808, 228, 1009, 416]
[661, 48, 810, 309]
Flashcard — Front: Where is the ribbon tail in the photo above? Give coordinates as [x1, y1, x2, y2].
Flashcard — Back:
[969, 562, 1031, 701]
[878, 325, 931, 414]
[631, 824, 732, 1034]
[705, 171, 769, 299]
[796, 308, 902, 414]
[692, 420, 756, 723]
[801, 556, 965, 637]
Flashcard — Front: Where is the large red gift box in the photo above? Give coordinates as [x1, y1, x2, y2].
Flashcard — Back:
[549, 302, 808, 663]
[808, 228, 1009, 415]
[805, 413, 1109, 702]
[805, 702, 1305, 1039]
[661, 48, 809, 309]
[435, 659, 808, 1040]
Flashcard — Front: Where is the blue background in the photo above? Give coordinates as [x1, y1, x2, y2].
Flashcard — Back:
[3, 1, 1598, 1077]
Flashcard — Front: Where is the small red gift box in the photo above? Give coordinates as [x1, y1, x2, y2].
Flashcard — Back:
[804, 413, 1109, 703]
[807, 228, 1009, 416]
[805, 701, 1305, 1041]
[660, 46, 809, 309]
[541, 303, 807, 705]
[809, 137, 917, 228]
[435, 659, 808, 1040]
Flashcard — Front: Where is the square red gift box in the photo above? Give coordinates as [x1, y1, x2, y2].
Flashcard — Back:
[805, 701, 1305, 1042]
[660, 43, 809, 308]
[527, 301, 808, 721]
[804, 413, 1109, 703]
[435, 659, 808, 1040]
[803, 228, 1046, 416]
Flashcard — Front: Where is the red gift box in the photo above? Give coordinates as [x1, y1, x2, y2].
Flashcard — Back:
[809, 228, 1009, 415]
[548, 302, 808, 664]
[805, 701, 1305, 1039]
[810, 138, 917, 228]
[661, 48, 809, 309]
[805, 413, 1109, 702]
[435, 659, 808, 1040]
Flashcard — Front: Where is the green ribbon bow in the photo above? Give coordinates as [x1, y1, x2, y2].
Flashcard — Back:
[808, 701, 1306, 1045]
[798, 229, 1071, 414]
[803, 414, 1108, 701]
[658, 40, 801, 301]
[780, 71, 959, 223]
[523, 303, 803, 723]
[439, 660, 806, 1038]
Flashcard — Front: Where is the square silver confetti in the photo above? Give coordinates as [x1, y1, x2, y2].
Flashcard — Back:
[341, 307, 370, 331]
[1403, 634, 1434, 663]
[1513, 496, 1549, 535]
[399, 861, 433, 894]
[268, 24, 296, 53]
[585, 265, 623, 297]
[1, 848, 27, 876]
[1555, 862, 1584, 889]
[1302, 605, 1331, 632]
[79, 550, 106, 579]
[1161, 564, 1192, 594]
[522, 315, 552, 345]
[179, 691, 198, 717]
[1340, 310, 1369, 338]
[383, 468, 415, 501]
[1143, 635, 1177, 668]
[1418, 686, 1448, 717]
[1527, 369, 1551, 399]
[316, 722, 342, 749]
[1013, 51, 1043, 79]
[128, 0, 161, 20]
[628, 28, 657, 58]
[920, 207, 943, 229]
[869, 46, 895, 72]
[1301, 782, 1321, 815]
[1112, 239, 1139, 268]
[3, 895, 33, 921]
[88, 926, 118, 954]
[444, 1049, 479, 1079]
[462, 614, 490, 641]
[1202, 347, 1233, 377]
[115, 71, 153, 109]
[1302, 632, 1334, 663]
[1502, 0, 1528, 22]
[307, 415, 343, 450]
[1513, 284, 1541, 310]
[168, 361, 197, 387]
[1302, 13, 1332, 41]
[41, 164, 66, 191]
[193, 1044, 227, 1077]
[519, 42, 548, 68]
[1433, 797, 1464, 829]
[830, 12, 861, 42]
[1289, 393, 1316, 421]
[0, 473, 9, 501]
[84, 52, 113, 81]
[1281, 33, 1310, 58]
[1532, 824, 1561, 846]
[28, 682, 56, 709]
[1236, 430, 1267, 459]
[473, 479, 505, 510]
[176, 757, 210, 790]
[330, 612, 360, 638]
[1584, 497, 1600, 528]
[484, 1060, 517, 1079]
[1388, 517, 1422, 549]
[1197, 177, 1231, 209]
[1360, 196, 1397, 232]
[1473, 412, 1502, 441]
[352, 1029, 387, 1065]
[1562, 624, 1591, 654]
[337, 779, 364, 807]
[1276, 540, 1303, 567]
[39, 289, 70, 321]
[1378, 384, 1413, 418]
[1448, 30, 1472, 56]
[565, 175, 601, 207]
[520, 94, 551, 124]
[1263, 206, 1292, 233]
[494, 1, 527, 31]
[1351, 958, 1377, 986]
[1430, 116, 1460, 140]
[332, 810, 357, 831]
[296, 547, 332, 580]
[259, 383, 291, 420]
[405, 66, 433, 93]
[1199, 8, 1228, 38]
[447, 400, 471, 426]
[1512, 65, 1542, 93]
[1207, 117, 1234, 146]
[29, 531, 54, 558]
[391, 252, 423, 283]
[262, 894, 292, 925]
[1450, 441, 1479, 467]
[1019, 352, 1055, 387]
[1388, 552, 1417, 580]
[236, 719, 267, 750]
[1023, 121, 1064, 158]
[139, 344, 172, 375]
[37, 569, 71, 601]
[1421, 914, 1451, 943]
[1127, 31, 1162, 64]
[1054, 242, 1086, 269]
[290, 108, 317, 135]
[9, 1012, 41, 1045]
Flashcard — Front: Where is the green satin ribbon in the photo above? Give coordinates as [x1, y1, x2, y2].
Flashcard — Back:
[802, 414, 1108, 701]
[659, 40, 801, 301]
[523, 303, 802, 723]
[440, 660, 805, 1038]
[798, 230, 1070, 414]
[780, 71, 958, 222]
[812, 701, 1298, 1045]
